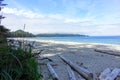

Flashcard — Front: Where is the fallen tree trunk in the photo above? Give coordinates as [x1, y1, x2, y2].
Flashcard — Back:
[94, 49, 120, 57]
[105, 68, 120, 80]
[99, 68, 111, 80]
[67, 65, 77, 80]
[99, 68, 120, 80]
[47, 63, 59, 80]
[59, 55, 93, 80]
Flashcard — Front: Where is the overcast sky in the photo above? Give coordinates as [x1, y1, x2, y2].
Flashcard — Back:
[1, 0, 120, 36]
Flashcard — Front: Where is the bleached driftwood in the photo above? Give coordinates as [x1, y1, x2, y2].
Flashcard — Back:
[99, 68, 120, 80]
[59, 55, 93, 80]
[47, 63, 59, 80]
[94, 49, 120, 57]
[99, 68, 111, 80]
[67, 65, 77, 80]
[105, 68, 120, 80]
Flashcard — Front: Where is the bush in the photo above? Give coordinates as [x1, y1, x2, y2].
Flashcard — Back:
[0, 41, 42, 80]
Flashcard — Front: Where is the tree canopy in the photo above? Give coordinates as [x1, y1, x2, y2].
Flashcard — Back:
[8, 29, 35, 37]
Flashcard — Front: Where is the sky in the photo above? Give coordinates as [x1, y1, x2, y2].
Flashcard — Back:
[1, 0, 120, 36]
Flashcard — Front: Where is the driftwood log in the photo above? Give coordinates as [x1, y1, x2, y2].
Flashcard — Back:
[105, 68, 120, 80]
[67, 65, 77, 80]
[99, 68, 111, 80]
[47, 63, 59, 80]
[59, 55, 93, 80]
[99, 68, 120, 80]
[94, 49, 120, 57]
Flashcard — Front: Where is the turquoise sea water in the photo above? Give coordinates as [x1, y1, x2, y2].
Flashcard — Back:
[25, 36, 120, 45]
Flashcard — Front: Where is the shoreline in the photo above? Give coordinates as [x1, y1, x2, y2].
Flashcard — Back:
[9, 38, 120, 52]
[8, 37, 120, 46]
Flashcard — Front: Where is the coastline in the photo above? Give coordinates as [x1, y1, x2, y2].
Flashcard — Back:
[10, 37, 120, 46]
[10, 38, 120, 79]
[11, 38, 120, 51]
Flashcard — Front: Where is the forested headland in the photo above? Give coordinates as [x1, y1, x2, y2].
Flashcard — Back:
[8, 30, 35, 37]
[8, 30, 88, 37]
[36, 33, 88, 37]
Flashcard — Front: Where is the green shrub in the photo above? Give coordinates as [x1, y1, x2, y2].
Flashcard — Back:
[0, 41, 42, 80]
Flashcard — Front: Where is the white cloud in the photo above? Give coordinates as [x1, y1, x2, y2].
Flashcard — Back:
[2, 13, 120, 36]
[48, 14, 64, 20]
[2, 7, 94, 24]
[2, 7, 45, 18]
[2, 6, 120, 36]
[64, 17, 94, 23]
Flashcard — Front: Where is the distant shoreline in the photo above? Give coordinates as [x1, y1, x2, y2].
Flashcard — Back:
[9, 35, 120, 45]
[36, 33, 88, 37]
[9, 37, 120, 47]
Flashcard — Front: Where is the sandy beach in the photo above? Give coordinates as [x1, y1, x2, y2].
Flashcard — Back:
[26, 40, 120, 80]
[12, 38, 120, 79]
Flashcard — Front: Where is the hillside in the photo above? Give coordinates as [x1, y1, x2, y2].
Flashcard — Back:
[8, 30, 35, 37]
[36, 33, 88, 37]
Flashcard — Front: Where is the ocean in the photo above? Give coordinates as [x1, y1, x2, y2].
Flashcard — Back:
[24, 36, 120, 45]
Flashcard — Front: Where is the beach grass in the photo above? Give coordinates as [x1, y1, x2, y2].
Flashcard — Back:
[0, 40, 42, 80]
